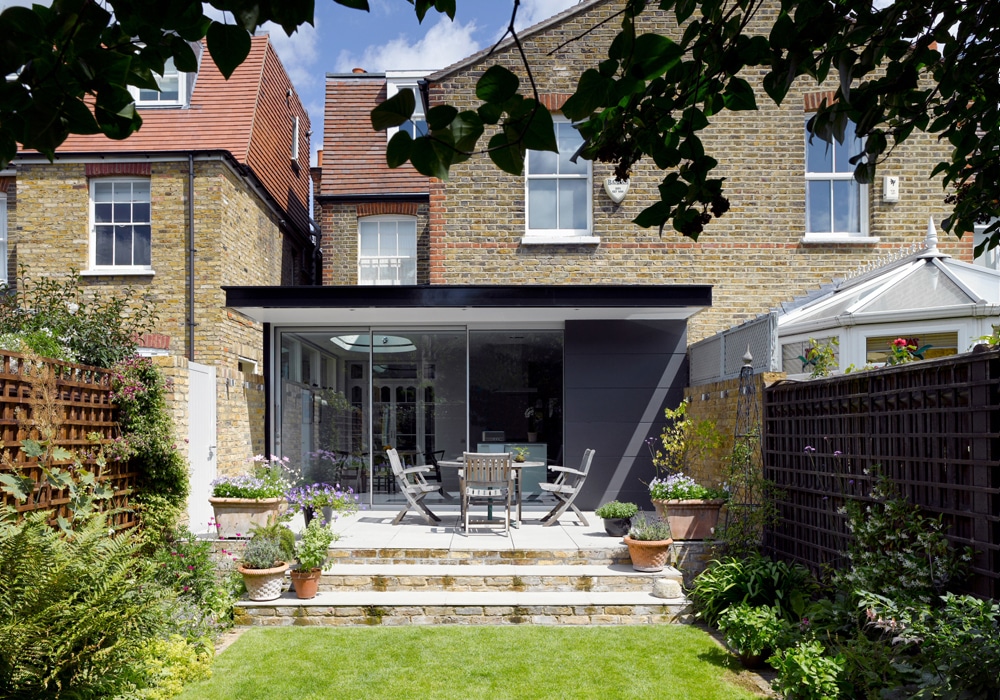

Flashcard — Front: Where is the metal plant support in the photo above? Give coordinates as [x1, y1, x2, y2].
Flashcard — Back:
[723, 349, 765, 553]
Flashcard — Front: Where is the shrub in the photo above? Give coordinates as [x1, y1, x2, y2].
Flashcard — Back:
[242, 535, 282, 569]
[295, 519, 337, 571]
[690, 553, 815, 626]
[0, 507, 171, 698]
[716, 604, 787, 661]
[0, 268, 157, 368]
[0, 329, 76, 363]
[112, 356, 189, 509]
[770, 640, 844, 700]
[594, 500, 639, 519]
[131, 634, 214, 700]
[626, 513, 673, 541]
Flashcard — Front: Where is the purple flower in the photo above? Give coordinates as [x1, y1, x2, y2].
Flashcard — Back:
[804, 446, 817, 453]
[833, 450, 843, 456]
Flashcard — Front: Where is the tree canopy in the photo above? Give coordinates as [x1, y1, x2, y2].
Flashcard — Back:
[2, 0, 997, 254]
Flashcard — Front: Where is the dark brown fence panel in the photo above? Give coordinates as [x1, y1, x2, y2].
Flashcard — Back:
[764, 348, 1000, 599]
[0, 351, 136, 529]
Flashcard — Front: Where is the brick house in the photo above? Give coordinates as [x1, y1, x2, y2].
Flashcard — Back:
[6, 35, 315, 524]
[228, 0, 975, 509]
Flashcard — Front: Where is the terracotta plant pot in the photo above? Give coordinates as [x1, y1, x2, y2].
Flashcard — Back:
[238, 561, 289, 601]
[290, 567, 323, 599]
[210, 497, 284, 539]
[651, 499, 725, 540]
[623, 535, 673, 572]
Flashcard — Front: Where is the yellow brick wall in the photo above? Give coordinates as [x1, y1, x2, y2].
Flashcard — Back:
[420, 0, 970, 343]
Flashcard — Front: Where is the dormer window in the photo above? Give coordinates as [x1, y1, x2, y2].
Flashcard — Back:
[385, 71, 428, 141]
[130, 50, 199, 108]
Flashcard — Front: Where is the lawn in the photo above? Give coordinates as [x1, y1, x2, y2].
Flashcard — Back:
[177, 625, 768, 699]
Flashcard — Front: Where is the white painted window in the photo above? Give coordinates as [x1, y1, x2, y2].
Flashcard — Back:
[386, 72, 428, 141]
[805, 117, 868, 238]
[358, 216, 417, 285]
[0, 195, 7, 284]
[89, 179, 152, 271]
[973, 221, 999, 270]
[291, 116, 301, 163]
[525, 119, 592, 240]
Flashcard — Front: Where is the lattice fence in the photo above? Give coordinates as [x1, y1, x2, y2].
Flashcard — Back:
[0, 352, 136, 529]
[689, 312, 778, 385]
[763, 347, 1000, 599]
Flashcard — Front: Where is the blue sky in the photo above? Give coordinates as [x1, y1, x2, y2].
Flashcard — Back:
[265, 0, 580, 164]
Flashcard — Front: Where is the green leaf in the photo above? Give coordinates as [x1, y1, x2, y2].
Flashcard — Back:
[51, 446, 74, 461]
[675, 0, 697, 24]
[477, 101, 504, 125]
[518, 101, 557, 153]
[385, 130, 412, 168]
[21, 439, 45, 459]
[371, 89, 415, 131]
[723, 77, 757, 111]
[486, 132, 524, 175]
[476, 65, 519, 104]
[334, 0, 370, 10]
[426, 104, 457, 130]
[562, 69, 612, 121]
[0, 473, 32, 501]
[633, 200, 672, 229]
[206, 21, 252, 79]
[631, 34, 682, 81]
[409, 136, 450, 180]
[450, 110, 485, 153]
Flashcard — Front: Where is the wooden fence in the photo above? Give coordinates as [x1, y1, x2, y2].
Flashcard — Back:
[763, 347, 1000, 599]
[0, 351, 136, 529]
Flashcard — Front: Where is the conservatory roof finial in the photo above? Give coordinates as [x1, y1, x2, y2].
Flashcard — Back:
[918, 217, 950, 259]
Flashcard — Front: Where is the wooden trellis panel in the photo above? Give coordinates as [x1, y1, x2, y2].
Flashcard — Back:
[0, 352, 137, 529]
[764, 347, 1000, 599]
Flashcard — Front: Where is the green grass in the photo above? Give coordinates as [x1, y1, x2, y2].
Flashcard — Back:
[177, 625, 767, 699]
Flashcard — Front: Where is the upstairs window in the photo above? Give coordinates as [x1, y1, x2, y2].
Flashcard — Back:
[90, 179, 151, 271]
[805, 117, 868, 238]
[386, 72, 428, 141]
[525, 119, 592, 239]
[359, 216, 417, 285]
[131, 56, 193, 108]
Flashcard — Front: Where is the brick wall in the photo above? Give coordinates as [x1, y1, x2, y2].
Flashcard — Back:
[419, 0, 970, 344]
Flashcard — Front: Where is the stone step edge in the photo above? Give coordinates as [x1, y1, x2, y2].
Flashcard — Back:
[316, 563, 683, 579]
[237, 590, 688, 607]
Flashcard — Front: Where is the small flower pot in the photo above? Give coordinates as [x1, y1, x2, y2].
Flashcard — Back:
[602, 516, 633, 537]
[238, 561, 289, 601]
[290, 567, 323, 599]
[623, 535, 673, 572]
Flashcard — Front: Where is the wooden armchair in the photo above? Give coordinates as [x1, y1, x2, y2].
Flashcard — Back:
[386, 447, 441, 526]
[460, 452, 514, 535]
[538, 448, 595, 527]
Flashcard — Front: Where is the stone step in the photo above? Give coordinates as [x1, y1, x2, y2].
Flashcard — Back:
[318, 563, 683, 593]
[325, 547, 632, 567]
[235, 589, 693, 627]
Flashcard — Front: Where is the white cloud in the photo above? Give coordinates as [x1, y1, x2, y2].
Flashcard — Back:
[333, 16, 480, 74]
[262, 20, 320, 91]
[514, 0, 580, 31]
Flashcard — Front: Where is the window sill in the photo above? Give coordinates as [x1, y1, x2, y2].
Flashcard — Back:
[81, 268, 155, 277]
[520, 235, 600, 246]
[799, 236, 880, 245]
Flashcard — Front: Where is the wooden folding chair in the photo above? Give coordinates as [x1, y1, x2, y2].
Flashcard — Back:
[386, 447, 441, 526]
[460, 452, 513, 535]
[539, 448, 595, 527]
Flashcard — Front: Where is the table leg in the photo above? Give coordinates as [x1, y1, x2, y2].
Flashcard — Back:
[512, 470, 522, 529]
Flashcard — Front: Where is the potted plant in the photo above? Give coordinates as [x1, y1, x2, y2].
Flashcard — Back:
[716, 603, 787, 668]
[237, 519, 294, 601]
[622, 514, 673, 572]
[511, 446, 529, 463]
[594, 500, 638, 537]
[285, 482, 361, 526]
[648, 472, 729, 540]
[209, 454, 296, 539]
[290, 519, 338, 599]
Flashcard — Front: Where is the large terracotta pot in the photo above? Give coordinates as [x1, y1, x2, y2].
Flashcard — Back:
[623, 535, 674, 572]
[209, 497, 284, 539]
[651, 499, 725, 540]
[238, 561, 289, 601]
[290, 567, 323, 599]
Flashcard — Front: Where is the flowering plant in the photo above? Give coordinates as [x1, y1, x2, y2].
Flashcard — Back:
[295, 519, 338, 571]
[648, 472, 729, 501]
[211, 454, 296, 500]
[886, 337, 931, 365]
[285, 482, 360, 520]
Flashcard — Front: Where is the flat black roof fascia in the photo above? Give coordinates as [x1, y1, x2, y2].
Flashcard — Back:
[223, 284, 712, 310]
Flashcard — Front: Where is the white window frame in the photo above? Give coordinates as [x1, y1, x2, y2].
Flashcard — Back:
[358, 215, 418, 286]
[973, 220, 999, 270]
[88, 177, 153, 275]
[385, 71, 428, 141]
[523, 118, 595, 243]
[291, 116, 300, 163]
[804, 116, 869, 241]
[0, 194, 7, 285]
[129, 56, 191, 108]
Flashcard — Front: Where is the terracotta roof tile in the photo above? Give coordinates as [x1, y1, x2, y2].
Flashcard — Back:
[320, 76, 428, 197]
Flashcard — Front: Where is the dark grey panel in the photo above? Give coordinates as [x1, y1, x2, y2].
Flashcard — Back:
[565, 319, 687, 356]
[565, 353, 686, 389]
[565, 386, 688, 425]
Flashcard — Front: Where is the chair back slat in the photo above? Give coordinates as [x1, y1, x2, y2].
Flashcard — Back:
[462, 452, 512, 487]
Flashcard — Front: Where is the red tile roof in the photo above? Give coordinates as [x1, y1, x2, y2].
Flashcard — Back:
[35, 35, 311, 235]
[320, 75, 428, 197]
